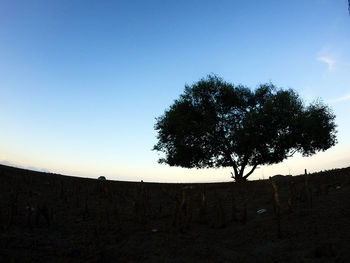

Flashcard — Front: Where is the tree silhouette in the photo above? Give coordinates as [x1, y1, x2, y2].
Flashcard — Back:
[153, 75, 337, 181]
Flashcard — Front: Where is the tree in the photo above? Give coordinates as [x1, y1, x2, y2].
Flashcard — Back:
[153, 75, 337, 182]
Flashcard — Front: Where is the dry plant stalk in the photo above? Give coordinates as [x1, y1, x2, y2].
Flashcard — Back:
[241, 198, 247, 225]
[198, 186, 207, 223]
[288, 181, 296, 214]
[35, 203, 50, 227]
[179, 188, 190, 231]
[304, 170, 312, 208]
[238, 182, 248, 225]
[83, 198, 89, 221]
[25, 203, 33, 228]
[231, 188, 237, 222]
[113, 204, 121, 230]
[270, 179, 281, 238]
[214, 191, 226, 228]
[133, 188, 146, 224]
[172, 187, 192, 231]
[7, 189, 18, 227]
[172, 199, 179, 227]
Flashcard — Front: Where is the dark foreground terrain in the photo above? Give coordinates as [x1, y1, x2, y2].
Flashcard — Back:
[1, 164, 350, 262]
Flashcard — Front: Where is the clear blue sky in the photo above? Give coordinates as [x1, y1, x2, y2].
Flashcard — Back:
[1, 0, 349, 182]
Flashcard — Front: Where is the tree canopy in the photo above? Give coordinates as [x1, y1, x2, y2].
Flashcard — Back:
[153, 75, 337, 181]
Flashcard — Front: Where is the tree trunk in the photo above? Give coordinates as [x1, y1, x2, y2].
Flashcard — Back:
[233, 173, 247, 183]
[232, 164, 258, 182]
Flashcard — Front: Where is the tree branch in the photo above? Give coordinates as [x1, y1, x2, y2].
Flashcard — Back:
[232, 160, 239, 178]
[243, 163, 259, 179]
[221, 145, 239, 178]
[239, 155, 249, 178]
[286, 149, 297, 158]
[237, 166, 241, 174]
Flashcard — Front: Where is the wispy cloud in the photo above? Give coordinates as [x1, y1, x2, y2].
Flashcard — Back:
[328, 93, 350, 103]
[317, 56, 336, 71]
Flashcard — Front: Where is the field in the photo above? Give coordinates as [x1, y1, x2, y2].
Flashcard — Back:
[1, 164, 350, 262]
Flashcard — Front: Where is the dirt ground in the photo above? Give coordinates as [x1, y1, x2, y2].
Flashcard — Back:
[1, 164, 350, 262]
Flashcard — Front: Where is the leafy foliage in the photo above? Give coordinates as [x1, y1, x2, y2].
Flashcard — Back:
[153, 75, 337, 181]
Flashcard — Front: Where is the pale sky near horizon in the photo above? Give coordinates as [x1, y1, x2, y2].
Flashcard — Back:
[1, 0, 349, 183]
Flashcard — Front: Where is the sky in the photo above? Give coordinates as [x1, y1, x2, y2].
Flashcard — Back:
[0, 0, 349, 183]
